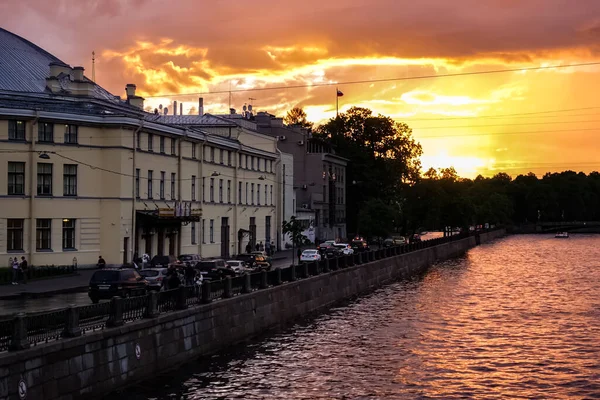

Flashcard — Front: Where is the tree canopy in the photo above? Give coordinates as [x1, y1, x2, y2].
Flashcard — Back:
[284, 107, 313, 130]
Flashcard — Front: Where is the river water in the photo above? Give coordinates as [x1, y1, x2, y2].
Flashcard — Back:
[118, 234, 600, 399]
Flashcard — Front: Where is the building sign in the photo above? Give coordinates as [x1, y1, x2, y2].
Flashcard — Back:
[158, 202, 202, 219]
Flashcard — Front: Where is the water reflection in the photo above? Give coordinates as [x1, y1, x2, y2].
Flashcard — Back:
[116, 234, 600, 399]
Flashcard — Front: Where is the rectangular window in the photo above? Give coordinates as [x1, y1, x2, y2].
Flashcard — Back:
[218, 179, 223, 203]
[62, 219, 76, 250]
[135, 169, 140, 198]
[159, 171, 165, 199]
[148, 170, 153, 199]
[245, 155, 248, 169]
[251, 183, 255, 205]
[270, 185, 273, 205]
[192, 143, 197, 159]
[227, 151, 232, 166]
[220, 149, 224, 165]
[191, 222, 197, 244]
[238, 153, 242, 167]
[171, 138, 176, 155]
[251, 156, 255, 170]
[37, 163, 52, 196]
[270, 160, 273, 173]
[7, 219, 24, 251]
[171, 173, 176, 199]
[63, 164, 77, 196]
[136, 132, 141, 149]
[64, 124, 78, 144]
[257, 183, 261, 205]
[191, 175, 196, 201]
[245, 182, 249, 205]
[227, 180, 231, 203]
[265, 185, 268, 206]
[148, 134, 154, 152]
[210, 178, 214, 202]
[7, 162, 25, 195]
[210, 147, 215, 162]
[209, 219, 214, 243]
[38, 122, 54, 142]
[238, 182, 242, 204]
[159, 136, 165, 153]
[202, 219, 206, 244]
[8, 120, 26, 141]
[36, 219, 52, 250]
[202, 177, 206, 201]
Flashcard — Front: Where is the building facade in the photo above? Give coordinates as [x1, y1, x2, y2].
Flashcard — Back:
[0, 28, 278, 267]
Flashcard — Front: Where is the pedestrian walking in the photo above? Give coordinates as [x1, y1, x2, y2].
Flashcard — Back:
[184, 264, 196, 287]
[245, 243, 252, 253]
[265, 241, 271, 256]
[259, 241, 264, 252]
[19, 256, 28, 284]
[97, 256, 106, 269]
[270, 241, 275, 255]
[142, 253, 150, 269]
[11, 258, 19, 285]
[297, 247, 302, 265]
[255, 242, 260, 251]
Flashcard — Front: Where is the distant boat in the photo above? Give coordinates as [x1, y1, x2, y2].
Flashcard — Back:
[555, 232, 569, 238]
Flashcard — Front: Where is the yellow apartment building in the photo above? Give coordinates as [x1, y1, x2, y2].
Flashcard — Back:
[0, 28, 279, 267]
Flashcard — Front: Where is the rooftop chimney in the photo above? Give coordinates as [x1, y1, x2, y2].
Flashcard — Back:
[230, 108, 236, 115]
[174, 101, 178, 116]
[72, 66, 84, 81]
[198, 98, 204, 116]
[48, 61, 71, 78]
[125, 83, 144, 109]
[180, 102, 183, 116]
[164, 107, 168, 115]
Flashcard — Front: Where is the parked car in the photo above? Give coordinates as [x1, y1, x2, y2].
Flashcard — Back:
[139, 268, 169, 291]
[250, 251, 272, 266]
[316, 242, 336, 256]
[235, 253, 264, 269]
[150, 255, 177, 268]
[350, 237, 370, 252]
[321, 243, 342, 258]
[88, 268, 148, 303]
[178, 254, 200, 267]
[252, 255, 272, 271]
[333, 243, 354, 255]
[225, 260, 251, 274]
[195, 259, 227, 280]
[409, 234, 422, 243]
[300, 249, 322, 262]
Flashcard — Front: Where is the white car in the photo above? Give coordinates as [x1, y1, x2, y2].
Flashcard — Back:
[225, 260, 250, 274]
[300, 249, 321, 262]
[334, 243, 354, 255]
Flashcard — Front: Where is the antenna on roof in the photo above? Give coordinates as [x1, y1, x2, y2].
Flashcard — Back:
[91, 51, 96, 83]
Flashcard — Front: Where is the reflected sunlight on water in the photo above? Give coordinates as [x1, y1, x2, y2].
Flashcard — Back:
[117, 234, 600, 399]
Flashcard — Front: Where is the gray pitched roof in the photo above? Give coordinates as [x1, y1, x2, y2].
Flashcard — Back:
[0, 27, 119, 102]
[148, 113, 237, 126]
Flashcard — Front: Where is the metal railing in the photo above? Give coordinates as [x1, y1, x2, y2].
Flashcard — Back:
[1, 229, 498, 352]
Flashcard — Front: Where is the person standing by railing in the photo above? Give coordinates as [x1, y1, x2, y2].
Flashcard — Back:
[11, 258, 19, 285]
[19, 256, 28, 284]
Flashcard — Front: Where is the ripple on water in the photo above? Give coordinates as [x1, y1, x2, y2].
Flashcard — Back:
[115, 234, 600, 400]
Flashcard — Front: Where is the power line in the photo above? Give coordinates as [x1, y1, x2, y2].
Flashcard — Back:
[412, 119, 600, 130]
[142, 62, 600, 98]
[416, 127, 600, 139]
[397, 107, 600, 122]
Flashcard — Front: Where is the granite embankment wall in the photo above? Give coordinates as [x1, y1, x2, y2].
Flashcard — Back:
[0, 229, 505, 400]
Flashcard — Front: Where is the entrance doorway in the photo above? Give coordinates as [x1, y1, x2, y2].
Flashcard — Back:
[221, 217, 230, 258]
[249, 217, 256, 250]
[123, 237, 129, 265]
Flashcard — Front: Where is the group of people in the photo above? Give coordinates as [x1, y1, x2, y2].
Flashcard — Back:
[245, 241, 276, 256]
[161, 263, 202, 291]
[10, 256, 28, 285]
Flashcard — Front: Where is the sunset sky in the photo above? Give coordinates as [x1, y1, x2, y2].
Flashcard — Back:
[2, 0, 600, 178]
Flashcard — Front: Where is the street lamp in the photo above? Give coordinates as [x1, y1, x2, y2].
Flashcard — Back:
[258, 175, 266, 180]
[211, 171, 220, 177]
[38, 152, 50, 160]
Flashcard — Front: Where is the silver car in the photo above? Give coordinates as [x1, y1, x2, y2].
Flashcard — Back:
[139, 268, 169, 290]
[225, 260, 251, 274]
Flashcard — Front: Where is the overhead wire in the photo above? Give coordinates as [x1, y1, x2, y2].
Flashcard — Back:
[141, 61, 600, 98]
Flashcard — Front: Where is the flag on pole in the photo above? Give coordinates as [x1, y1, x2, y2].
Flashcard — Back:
[337, 89, 344, 97]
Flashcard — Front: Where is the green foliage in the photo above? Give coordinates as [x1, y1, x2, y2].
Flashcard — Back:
[314, 107, 423, 235]
[284, 107, 313, 130]
[357, 198, 396, 240]
[282, 216, 308, 246]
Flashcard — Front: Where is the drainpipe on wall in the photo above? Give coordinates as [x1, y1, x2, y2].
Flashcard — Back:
[274, 148, 283, 252]
[233, 149, 239, 255]
[29, 112, 40, 266]
[199, 136, 207, 257]
[131, 121, 143, 265]
[177, 129, 186, 256]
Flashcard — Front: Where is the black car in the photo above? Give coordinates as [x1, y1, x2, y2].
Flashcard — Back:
[150, 255, 177, 268]
[88, 268, 148, 303]
[195, 259, 227, 280]
[319, 243, 342, 258]
[351, 239, 370, 252]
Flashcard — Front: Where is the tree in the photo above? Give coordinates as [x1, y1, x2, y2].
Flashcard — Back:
[314, 107, 423, 234]
[357, 198, 395, 241]
[284, 107, 313, 130]
[282, 216, 308, 265]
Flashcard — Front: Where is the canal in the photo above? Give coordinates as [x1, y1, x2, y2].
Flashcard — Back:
[114, 234, 600, 399]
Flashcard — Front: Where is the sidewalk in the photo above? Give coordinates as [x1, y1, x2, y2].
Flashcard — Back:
[0, 270, 95, 300]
